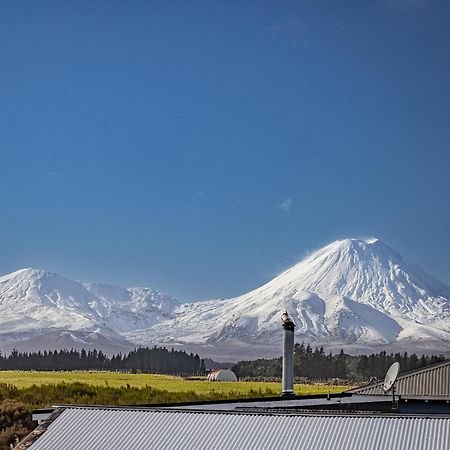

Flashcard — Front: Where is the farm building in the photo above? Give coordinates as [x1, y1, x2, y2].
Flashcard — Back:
[207, 369, 238, 381]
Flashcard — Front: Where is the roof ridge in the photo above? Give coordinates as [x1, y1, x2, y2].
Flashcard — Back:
[53, 406, 450, 420]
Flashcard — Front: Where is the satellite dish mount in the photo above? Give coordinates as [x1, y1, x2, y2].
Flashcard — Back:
[382, 362, 400, 408]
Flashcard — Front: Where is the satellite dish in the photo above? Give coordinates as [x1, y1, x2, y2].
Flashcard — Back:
[382, 362, 400, 392]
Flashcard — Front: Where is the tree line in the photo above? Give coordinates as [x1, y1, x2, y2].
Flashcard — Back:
[232, 343, 446, 381]
[0, 344, 445, 381]
[0, 347, 206, 375]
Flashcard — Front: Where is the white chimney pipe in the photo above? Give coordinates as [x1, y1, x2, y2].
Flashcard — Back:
[281, 311, 295, 397]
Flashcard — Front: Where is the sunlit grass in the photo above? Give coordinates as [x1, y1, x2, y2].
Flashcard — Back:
[0, 371, 347, 396]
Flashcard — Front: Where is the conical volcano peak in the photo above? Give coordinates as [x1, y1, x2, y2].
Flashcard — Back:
[336, 237, 379, 245]
[363, 237, 379, 244]
[233, 237, 449, 325]
[134, 238, 450, 356]
[324, 237, 381, 252]
[310, 238, 400, 266]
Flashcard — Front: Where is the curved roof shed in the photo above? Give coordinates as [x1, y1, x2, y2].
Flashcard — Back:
[207, 369, 238, 382]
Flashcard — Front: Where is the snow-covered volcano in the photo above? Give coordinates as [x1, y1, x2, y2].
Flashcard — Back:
[1, 239, 449, 357]
[125, 238, 450, 356]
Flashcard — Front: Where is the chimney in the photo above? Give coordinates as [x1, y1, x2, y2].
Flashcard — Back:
[281, 311, 295, 397]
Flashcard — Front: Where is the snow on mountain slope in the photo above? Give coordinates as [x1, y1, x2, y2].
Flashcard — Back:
[83, 282, 179, 332]
[0, 268, 178, 345]
[1, 238, 449, 357]
[125, 238, 450, 353]
[0, 269, 99, 338]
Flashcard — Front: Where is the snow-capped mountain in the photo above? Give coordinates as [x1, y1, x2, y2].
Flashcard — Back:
[125, 238, 450, 357]
[0, 268, 178, 352]
[1, 238, 449, 358]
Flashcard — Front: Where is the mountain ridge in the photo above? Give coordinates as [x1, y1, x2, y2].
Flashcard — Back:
[0, 267, 178, 352]
[1, 238, 449, 358]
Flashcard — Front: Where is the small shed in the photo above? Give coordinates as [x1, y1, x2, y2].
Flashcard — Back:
[207, 369, 238, 382]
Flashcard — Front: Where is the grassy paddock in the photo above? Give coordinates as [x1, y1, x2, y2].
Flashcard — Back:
[0, 371, 347, 396]
[0, 372, 350, 448]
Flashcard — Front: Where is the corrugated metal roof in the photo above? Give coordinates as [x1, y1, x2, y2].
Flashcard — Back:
[26, 407, 450, 450]
[349, 360, 450, 398]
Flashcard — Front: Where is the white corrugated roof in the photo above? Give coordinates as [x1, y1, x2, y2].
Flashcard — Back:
[26, 407, 450, 450]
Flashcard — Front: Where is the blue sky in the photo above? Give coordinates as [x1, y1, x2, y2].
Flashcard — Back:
[1, 1, 449, 300]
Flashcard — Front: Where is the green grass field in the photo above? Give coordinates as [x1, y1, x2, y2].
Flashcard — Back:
[0, 374, 350, 450]
[0, 371, 347, 396]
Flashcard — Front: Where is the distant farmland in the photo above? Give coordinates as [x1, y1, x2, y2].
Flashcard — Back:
[0, 371, 347, 396]
[0, 372, 350, 450]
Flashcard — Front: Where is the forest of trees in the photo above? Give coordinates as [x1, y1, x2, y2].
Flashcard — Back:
[0, 344, 446, 381]
[233, 343, 446, 381]
[0, 347, 206, 375]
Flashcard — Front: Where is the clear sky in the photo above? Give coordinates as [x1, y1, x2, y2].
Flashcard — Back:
[1, 1, 449, 301]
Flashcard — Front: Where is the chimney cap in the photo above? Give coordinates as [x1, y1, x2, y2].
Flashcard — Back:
[281, 311, 295, 329]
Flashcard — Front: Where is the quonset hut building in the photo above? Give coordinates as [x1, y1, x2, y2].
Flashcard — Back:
[207, 369, 238, 381]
